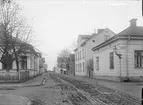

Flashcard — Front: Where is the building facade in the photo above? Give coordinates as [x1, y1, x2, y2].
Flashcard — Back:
[92, 19, 143, 81]
[0, 51, 42, 82]
[74, 35, 90, 76]
[75, 29, 115, 76]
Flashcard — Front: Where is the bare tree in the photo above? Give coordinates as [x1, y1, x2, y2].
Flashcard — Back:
[86, 58, 94, 77]
[86, 58, 93, 71]
[0, 0, 34, 72]
[57, 48, 71, 71]
[69, 39, 77, 52]
[0, 0, 11, 6]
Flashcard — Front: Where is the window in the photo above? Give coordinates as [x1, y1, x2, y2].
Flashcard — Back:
[76, 64, 78, 72]
[2, 55, 12, 69]
[2, 64, 7, 69]
[76, 53, 77, 61]
[83, 62, 84, 72]
[78, 52, 79, 60]
[80, 63, 82, 72]
[78, 64, 79, 72]
[79, 63, 80, 72]
[20, 56, 27, 69]
[81, 63, 82, 71]
[80, 51, 81, 60]
[77, 64, 78, 72]
[79, 51, 80, 60]
[75, 53, 76, 61]
[135, 50, 143, 68]
[104, 31, 110, 41]
[82, 49, 84, 59]
[109, 52, 114, 69]
[96, 57, 99, 70]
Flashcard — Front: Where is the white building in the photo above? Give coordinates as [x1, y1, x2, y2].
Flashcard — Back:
[75, 28, 115, 76]
[92, 19, 143, 81]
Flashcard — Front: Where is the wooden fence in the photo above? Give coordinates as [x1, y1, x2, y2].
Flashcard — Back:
[0, 70, 29, 82]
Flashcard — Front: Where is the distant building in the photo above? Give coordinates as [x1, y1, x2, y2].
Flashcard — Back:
[92, 19, 143, 81]
[57, 57, 67, 74]
[57, 57, 66, 69]
[39, 57, 46, 73]
[53, 66, 61, 74]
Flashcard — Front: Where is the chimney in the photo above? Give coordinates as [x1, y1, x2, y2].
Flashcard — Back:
[129, 19, 137, 27]
[94, 29, 96, 34]
[97, 29, 104, 34]
[92, 29, 96, 35]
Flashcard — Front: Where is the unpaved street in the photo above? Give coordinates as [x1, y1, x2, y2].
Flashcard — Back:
[0, 73, 141, 105]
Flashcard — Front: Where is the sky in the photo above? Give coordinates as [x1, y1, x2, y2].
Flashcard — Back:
[16, 0, 142, 70]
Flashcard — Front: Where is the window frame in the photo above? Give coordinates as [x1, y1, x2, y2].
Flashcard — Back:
[80, 51, 81, 60]
[134, 50, 143, 68]
[82, 49, 84, 59]
[109, 52, 114, 69]
[96, 56, 99, 70]
[78, 52, 79, 60]
[83, 62, 84, 72]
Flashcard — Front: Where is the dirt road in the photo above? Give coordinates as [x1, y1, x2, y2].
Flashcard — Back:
[0, 73, 141, 105]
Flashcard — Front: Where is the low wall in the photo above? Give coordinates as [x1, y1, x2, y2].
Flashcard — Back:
[127, 76, 143, 82]
[93, 75, 122, 82]
[93, 75, 143, 82]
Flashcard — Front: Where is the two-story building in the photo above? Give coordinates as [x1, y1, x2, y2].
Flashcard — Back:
[75, 29, 115, 76]
[74, 35, 91, 76]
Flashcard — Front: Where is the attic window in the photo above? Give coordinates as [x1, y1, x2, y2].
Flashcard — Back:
[104, 34, 110, 41]
[92, 40, 95, 42]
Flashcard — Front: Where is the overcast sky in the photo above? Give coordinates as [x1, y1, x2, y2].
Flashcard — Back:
[16, 0, 142, 70]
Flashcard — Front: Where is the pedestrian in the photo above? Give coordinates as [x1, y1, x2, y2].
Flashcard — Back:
[41, 77, 46, 85]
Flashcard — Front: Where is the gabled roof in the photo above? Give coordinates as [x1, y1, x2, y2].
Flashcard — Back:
[79, 35, 92, 39]
[77, 35, 92, 46]
[80, 28, 115, 46]
[74, 48, 77, 51]
[76, 34, 92, 46]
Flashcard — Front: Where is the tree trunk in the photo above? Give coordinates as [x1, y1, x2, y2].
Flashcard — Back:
[11, 43, 20, 80]
[11, 43, 19, 71]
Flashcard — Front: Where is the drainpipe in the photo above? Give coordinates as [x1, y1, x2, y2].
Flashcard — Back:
[119, 57, 122, 81]
[126, 36, 130, 80]
[113, 45, 122, 81]
[85, 44, 87, 76]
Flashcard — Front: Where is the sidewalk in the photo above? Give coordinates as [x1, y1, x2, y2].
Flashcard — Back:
[0, 94, 31, 105]
[63, 74, 142, 99]
[0, 74, 46, 105]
